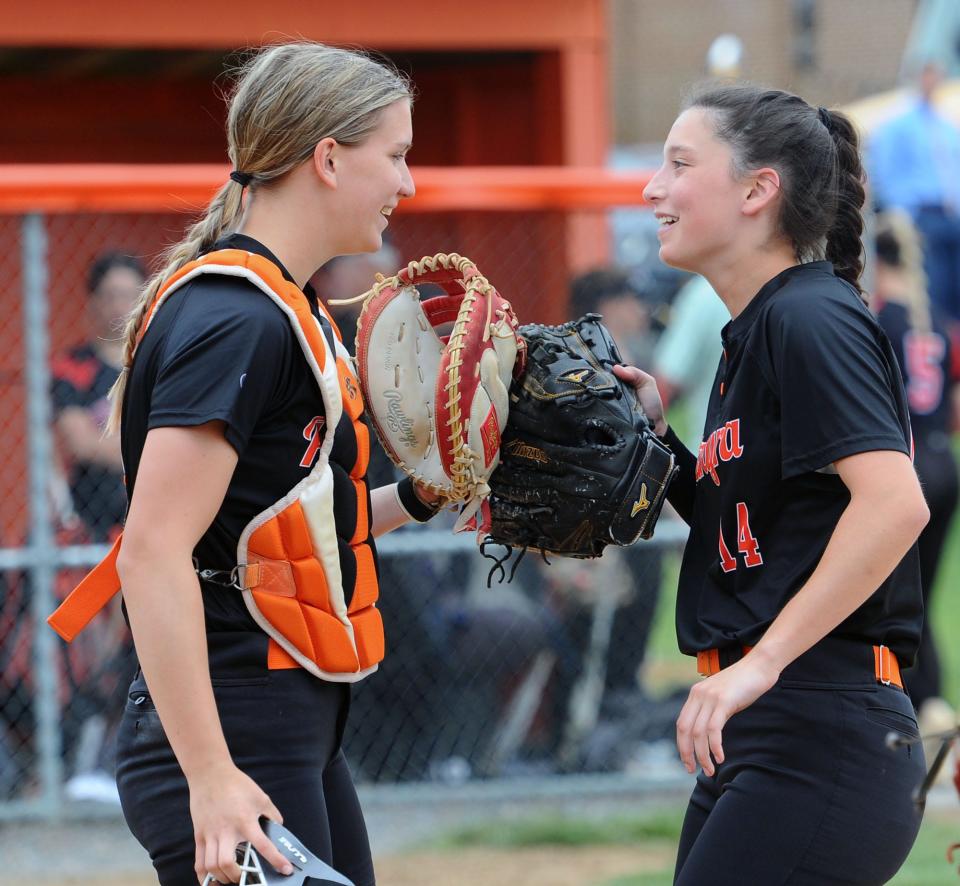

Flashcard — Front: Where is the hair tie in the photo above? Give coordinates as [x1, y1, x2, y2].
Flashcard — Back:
[229, 170, 254, 187]
[817, 106, 832, 130]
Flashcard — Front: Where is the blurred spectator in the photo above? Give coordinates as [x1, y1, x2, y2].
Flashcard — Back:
[569, 267, 658, 367]
[43, 251, 143, 802]
[873, 211, 959, 741]
[653, 274, 729, 449]
[51, 252, 144, 541]
[870, 61, 960, 321]
[532, 267, 668, 771]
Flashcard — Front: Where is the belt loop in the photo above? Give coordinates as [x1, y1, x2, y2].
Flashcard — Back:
[877, 644, 891, 686]
[696, 650, 709, 677]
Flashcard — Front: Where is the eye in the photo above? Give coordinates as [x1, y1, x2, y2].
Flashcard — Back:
[672, 159, 687, 170]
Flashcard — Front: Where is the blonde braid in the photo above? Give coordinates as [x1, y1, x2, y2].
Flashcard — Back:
[876, 210, 931, 334]
[105, 180, 245, 433]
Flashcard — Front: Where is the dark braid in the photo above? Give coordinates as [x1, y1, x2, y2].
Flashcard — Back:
[687, 84, 866, 297]
[819, 109, 866, 294]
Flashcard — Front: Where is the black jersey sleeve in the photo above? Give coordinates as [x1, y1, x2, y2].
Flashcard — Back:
[147, 281, 298, 454]
[660, 425, 696, 524]
[770, 291, 911, 479]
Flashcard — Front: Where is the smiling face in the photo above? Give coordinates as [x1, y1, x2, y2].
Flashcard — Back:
[643, 107, 755, 277]
[330, 98, 415, 254]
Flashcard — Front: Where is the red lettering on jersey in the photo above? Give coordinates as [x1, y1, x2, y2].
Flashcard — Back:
[718, 501, 763, 571]
[718, 524, 737, 573]
[718, 418, 744, 460]
[735, 501, 763, 567]
[904, 330, 946, 415]
[300, 416, 326, 468]
[695, 419, 745, 486]
[695, 434, 720, 485]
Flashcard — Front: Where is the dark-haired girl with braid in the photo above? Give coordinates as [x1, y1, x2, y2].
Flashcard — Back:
[48, 41, 440, 886]
[614, 85, 929, 883]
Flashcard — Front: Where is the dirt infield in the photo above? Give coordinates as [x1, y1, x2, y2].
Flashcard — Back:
[378, 845, 672, 885]
[6, 845, 673, 886]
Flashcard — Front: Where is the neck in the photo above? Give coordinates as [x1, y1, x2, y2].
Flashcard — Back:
[237, 170, 336, 288]
[702, 244, 798, 318]
[238, 228, 327, 289]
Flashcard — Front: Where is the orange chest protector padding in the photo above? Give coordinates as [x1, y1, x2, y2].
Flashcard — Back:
[48, 250, 383, 682]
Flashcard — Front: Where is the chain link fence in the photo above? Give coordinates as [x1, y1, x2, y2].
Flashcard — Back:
[0, 203, 692, 822]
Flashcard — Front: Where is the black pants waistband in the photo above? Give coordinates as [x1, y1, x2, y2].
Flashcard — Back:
[710, 635, 906, 689]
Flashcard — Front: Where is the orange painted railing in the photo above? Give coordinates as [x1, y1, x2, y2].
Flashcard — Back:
[0, 165, 653, 213]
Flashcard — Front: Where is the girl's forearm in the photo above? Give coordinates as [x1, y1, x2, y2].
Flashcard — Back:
[751, 492, 927, 674]
[119, 552, 232, 779]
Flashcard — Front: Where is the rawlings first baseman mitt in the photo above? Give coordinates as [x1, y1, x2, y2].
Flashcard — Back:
[479, 314, 677, 559]
[352, 253, 525, 526]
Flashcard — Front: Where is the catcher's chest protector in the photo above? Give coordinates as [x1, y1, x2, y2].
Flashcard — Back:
[48, 250, 383, 682]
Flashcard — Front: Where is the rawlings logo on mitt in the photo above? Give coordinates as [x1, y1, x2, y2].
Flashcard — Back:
[352, 253, 525, 526]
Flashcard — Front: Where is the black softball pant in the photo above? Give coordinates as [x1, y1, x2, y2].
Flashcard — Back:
[115, 634, 374, 886]
[674, 641, 926, 885]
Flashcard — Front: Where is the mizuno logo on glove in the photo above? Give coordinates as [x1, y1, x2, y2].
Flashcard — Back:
[631, 484, 651, 516]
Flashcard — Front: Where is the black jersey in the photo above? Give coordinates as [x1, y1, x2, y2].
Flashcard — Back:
[51, 343, 127, 539]
[121, 233, 352, 633]
[665, 262, 922, 663]
[876, 300, 959, 445]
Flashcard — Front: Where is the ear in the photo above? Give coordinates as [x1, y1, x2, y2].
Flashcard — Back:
[742, 167, 781, 218]
[312, 137, 339, 190]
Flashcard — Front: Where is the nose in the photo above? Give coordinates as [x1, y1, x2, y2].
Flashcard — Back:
[399, 164, 416, 199]
[643, 165, 666, 205]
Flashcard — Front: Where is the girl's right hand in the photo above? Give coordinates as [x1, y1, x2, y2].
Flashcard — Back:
[613, 364, 667, 437]
[189, 762, 294, 884]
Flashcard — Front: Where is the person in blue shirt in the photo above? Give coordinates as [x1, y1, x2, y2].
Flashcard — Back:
[870, 61, 960, 321]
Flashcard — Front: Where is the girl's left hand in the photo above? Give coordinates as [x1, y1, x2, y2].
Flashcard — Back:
[676, 654, 781, 776]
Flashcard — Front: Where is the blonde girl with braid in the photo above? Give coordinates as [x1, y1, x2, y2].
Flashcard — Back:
[874, 210, 960, 740]
[59, 42, 443, 886]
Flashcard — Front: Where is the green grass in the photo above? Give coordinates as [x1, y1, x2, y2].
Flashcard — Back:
[925, 489, 960, 707]
[890, 813, 960, 885]
[595, 810, 960, 885]
[432, 807, 960, 886]
[600, 873, 674, 886]
[433, 810, 685, 850]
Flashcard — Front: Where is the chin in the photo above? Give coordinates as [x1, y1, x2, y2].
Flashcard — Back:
[659, 244, 701, 275]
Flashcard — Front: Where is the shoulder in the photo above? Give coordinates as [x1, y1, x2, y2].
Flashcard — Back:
[155, 272, 296, 353]
[173, 272, 292, 327]
[766, 266, 872, 331]
[876, 301, 907, 333]
[884, 103, 922, 131]
[759, 266, 886, 364]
